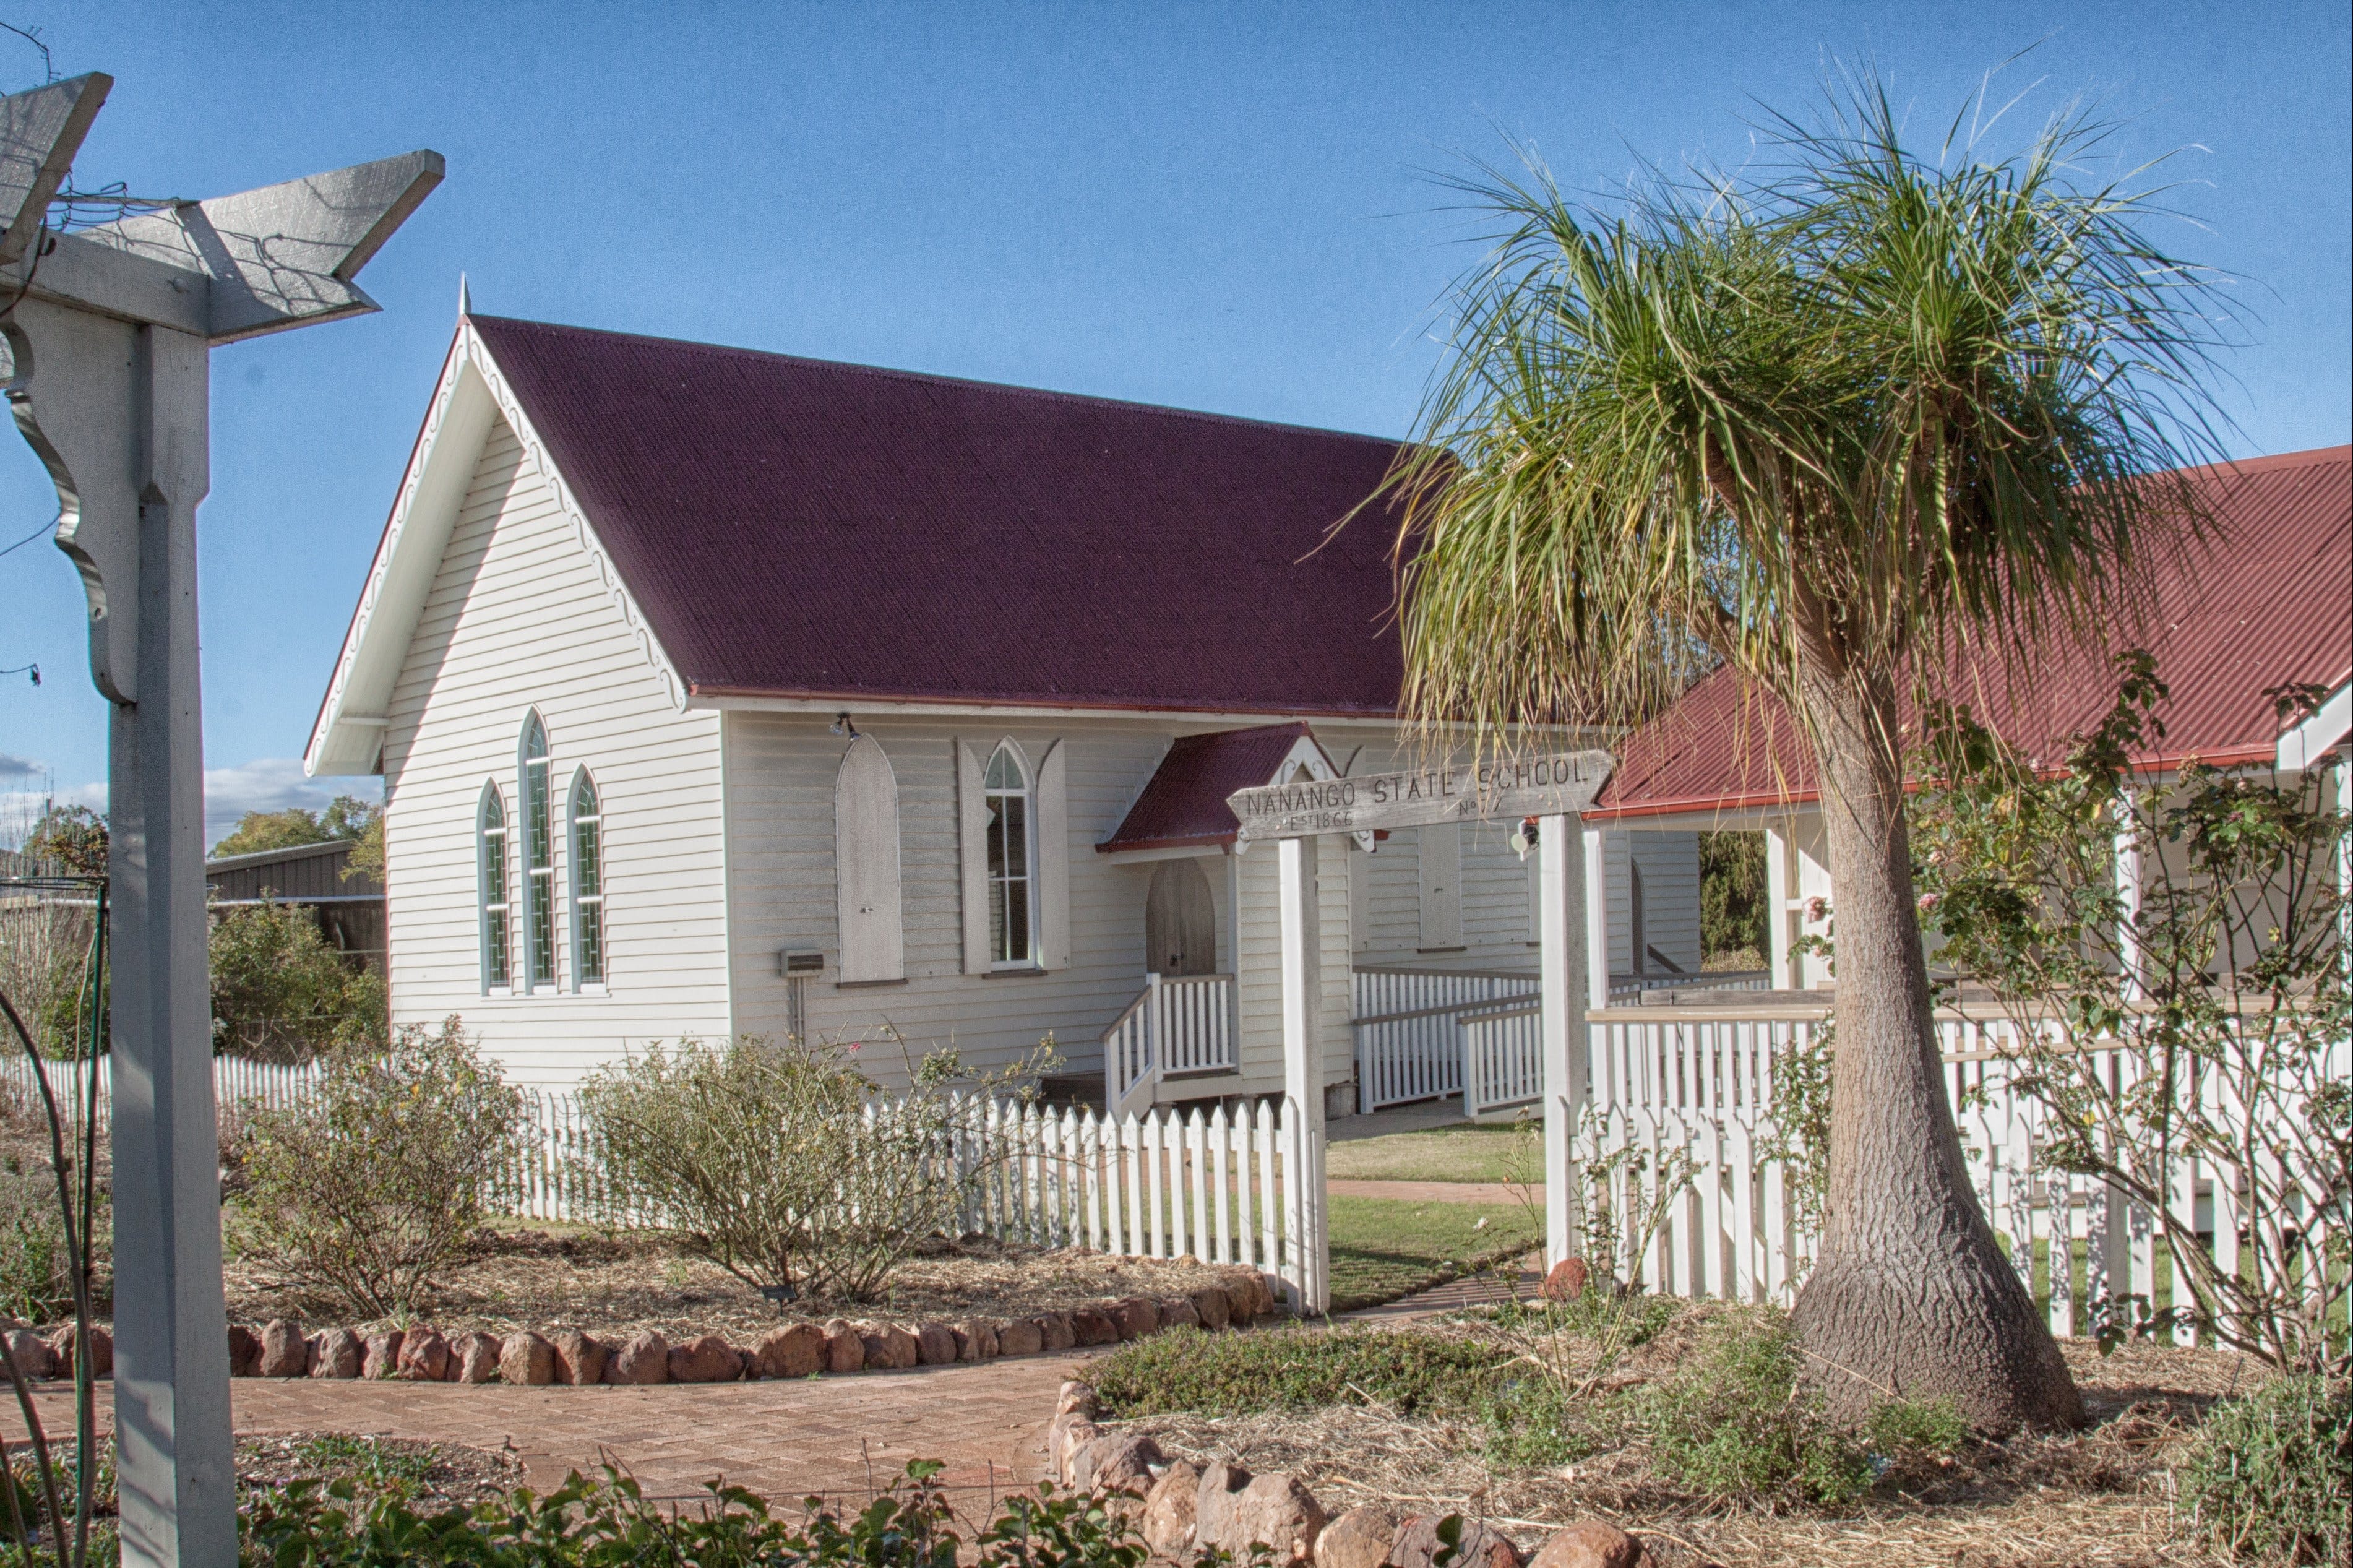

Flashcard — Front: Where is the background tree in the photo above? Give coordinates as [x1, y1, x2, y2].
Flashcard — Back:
[1380, 71, 2229, 1431]
[21, 804, 106, 876]
[209, 795, 381, 858]
[208, 899, 387, 1061]
[1698, 832, 1768, 966]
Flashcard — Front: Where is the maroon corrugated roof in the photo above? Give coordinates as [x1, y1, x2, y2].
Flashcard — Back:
[1594, 446, 2353, 818]
[1099, 723, 1330, 851]
[469, 316, 1409, 715]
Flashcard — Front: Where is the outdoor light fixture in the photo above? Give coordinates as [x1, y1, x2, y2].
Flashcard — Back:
[830, 711, 858, 737]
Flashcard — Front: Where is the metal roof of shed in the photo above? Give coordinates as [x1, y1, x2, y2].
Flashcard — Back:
[1593, 445, 2353, 820]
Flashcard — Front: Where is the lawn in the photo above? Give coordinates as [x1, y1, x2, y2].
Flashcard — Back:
[1324, 1194, 1539, 1312]
[1325, 1122, 1531, 1185]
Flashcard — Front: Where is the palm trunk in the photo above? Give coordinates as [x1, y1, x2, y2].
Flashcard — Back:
[1786, 658, 2083, 1434]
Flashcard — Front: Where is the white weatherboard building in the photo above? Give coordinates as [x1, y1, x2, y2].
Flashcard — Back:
[306, 310, 1702, 1109]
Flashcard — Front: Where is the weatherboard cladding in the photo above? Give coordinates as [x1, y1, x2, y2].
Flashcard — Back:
[1096, 722, 1316, 852]
[1595, 446, 2353, 817]
[467, 316, 1411, 715]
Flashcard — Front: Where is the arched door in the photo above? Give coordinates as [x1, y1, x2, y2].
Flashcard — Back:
[1143, 858, 1217, 976]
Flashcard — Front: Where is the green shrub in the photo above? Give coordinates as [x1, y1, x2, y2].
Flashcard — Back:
[580, 1036, 1033, 1305]
[1091, 1324, 1507, 1418]
[2177, 1375, 2352, 1564]
[209, 897, 385, 1062]
[235, 1460, 1176, 1568]
[1628, 1312, 1874, 1507]
[1481, 1375, 1600, 1470]
[234, 1019, 522, 1318]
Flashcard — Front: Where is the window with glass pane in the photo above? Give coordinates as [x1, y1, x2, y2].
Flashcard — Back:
[570, 770, 604, 986]
[479, 783, 510, 989]
[521, 713, 556, 988]
[984, 744, 1033, 966]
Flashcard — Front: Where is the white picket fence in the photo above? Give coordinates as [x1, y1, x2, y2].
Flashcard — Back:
[0, 1052, 1321, 1309]
[1574, 1011, 2352, 1355]
[1103, 973, 1236, 1118]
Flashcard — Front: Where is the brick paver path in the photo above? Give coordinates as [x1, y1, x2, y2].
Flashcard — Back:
[12, 1351, 1099, 1507]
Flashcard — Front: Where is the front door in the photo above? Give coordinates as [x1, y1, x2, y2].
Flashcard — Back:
[1143, 859, 1217, 976]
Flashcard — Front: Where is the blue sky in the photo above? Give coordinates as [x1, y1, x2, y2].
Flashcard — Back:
[1, 1, 2346, 848]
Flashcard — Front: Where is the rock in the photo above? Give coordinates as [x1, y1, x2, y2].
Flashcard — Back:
[957, 1319, 999, 1361]
[1233, 1472, 1327, 1562]
[1112, 1297, 1159, 1340]
[754, 1324, 825, 1379]
[861, 1325, 919, 1371]
[5, 1329, 58, 1381]
[1223, 1280, 1257, 1326]
[499, 1331, 557, 1386]
[226, 1324, 260, 1376]
[1070, 1433, 1164, 1496]
[1528, 1522, 1643, 1568]
[395, 1327, 450, 1381]
[1069, 1308, 1120, 1346]
[1538, 1257, 1591, 1303]
[914, 1322, 958, 1366]
[603, 1329, 670, 1385]
[44, 1325, 113, 1380]
[1190, 1287, 1231, 1332]
[1141, 1459, 1202, 1556]
[822, 1320, 866, 1373]
[1195, 1461, 1254, 1553]
[668, 1333, 744, 1382]
[1159, 1296, 1200, 1332]
[1315, 1506, 1399, 1568]
[309, 1328, 362, 1379]
[1048, 1415, 1101, 1486]
[450, 1332, 501, 1384]
[1393, 1515, 1521, 1568]
[361, 1330, 405, 1381]
[997, 1317, 1043, 1356]
[1033, 1312, 1077, 1352]
[551, 1330, 607, 1386]
[1056, 1379, 1098, 1417]
[258, 1319, 308, 1379]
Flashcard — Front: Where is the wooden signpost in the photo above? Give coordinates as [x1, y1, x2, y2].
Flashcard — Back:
[1228, 750, 1614, 840]
[1226, 748, 1614, 1296]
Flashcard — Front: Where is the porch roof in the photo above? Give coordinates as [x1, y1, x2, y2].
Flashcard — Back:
[1591, 446, 2353, 822]
[1098, 722, 1338, 853]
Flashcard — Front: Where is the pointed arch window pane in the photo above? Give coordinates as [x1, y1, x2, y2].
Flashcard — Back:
[479, 783, 510, 990]
[570, 770, 604, 987]
[521, 712, 556, 988]
[984, 744, 1033, 965]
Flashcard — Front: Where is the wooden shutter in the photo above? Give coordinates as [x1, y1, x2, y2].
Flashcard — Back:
[956, 739, 990, 973]
[1417, 821, 1463, 950]
[1036, 739, 1071, 970]
[834, 736, 904, 982]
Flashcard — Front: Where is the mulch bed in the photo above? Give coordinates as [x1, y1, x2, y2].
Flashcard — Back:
[1109, 1325, 2256, 1568]
[223, 1227, 1241, 1340]
[235, 1431, 524, 1507]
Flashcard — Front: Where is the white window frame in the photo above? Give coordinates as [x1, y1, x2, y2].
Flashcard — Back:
[478, 781, 512, 994]
[518, 710, 558, 992]
[984, 741, 1038, 969]
[569, 767, 606, 992]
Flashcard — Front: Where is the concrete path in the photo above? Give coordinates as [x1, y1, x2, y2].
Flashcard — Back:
[1325, 1178, 1529, 1205]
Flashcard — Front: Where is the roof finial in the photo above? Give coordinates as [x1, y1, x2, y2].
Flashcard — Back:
[457, 271, 471, 319]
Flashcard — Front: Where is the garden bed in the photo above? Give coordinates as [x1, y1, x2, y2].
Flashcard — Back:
[223, 1224, 1242, 1340]
[1087, 1306, 2282, 1568]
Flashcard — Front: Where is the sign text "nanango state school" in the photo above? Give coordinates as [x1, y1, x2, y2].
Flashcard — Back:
[1226, 751, 1615, 841]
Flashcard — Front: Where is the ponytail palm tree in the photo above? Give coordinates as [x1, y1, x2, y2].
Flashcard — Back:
[1383, 78, 2229, 1433]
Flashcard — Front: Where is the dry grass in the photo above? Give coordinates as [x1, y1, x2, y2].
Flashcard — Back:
[1111, 1325, 2258, 1568]
[223, 1224, 1242, 1337]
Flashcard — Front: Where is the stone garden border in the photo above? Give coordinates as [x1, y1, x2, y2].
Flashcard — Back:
[200, 1269, 1281, 1389]
[1049, 1379, 1659, 1568]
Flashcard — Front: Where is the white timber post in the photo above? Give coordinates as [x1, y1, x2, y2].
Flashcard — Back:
[1764, 823, 1794, 988]
[1582, 824, 1609, 1011]
[1277, 834, 1328, 1314]
[1543, 815, 1591, 1267]
[0, 74, 439, 1568]
[2114, 786, 2143, 1001]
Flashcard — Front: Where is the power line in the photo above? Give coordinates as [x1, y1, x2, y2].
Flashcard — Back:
[0, 519, 53, 560]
